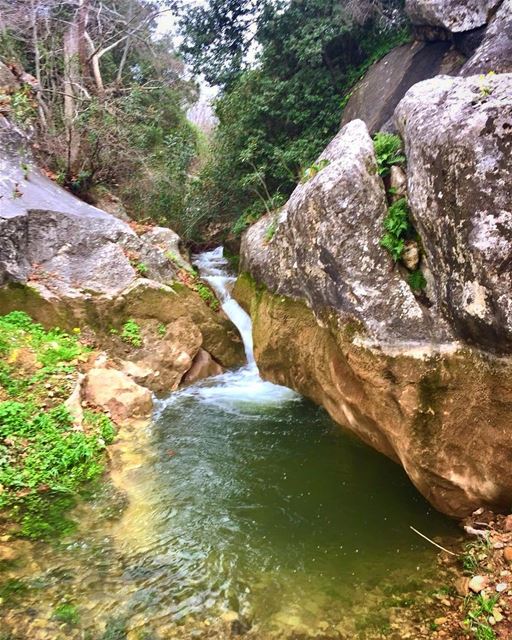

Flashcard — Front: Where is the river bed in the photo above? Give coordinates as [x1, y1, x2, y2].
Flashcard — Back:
[0, 248, 459, 639]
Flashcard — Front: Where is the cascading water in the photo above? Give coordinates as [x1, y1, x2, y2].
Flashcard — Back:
[0, 247, 458, 640]
[153, 247, 297, 413]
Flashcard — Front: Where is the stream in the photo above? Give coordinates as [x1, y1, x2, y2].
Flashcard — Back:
[0, 248, 459, 639]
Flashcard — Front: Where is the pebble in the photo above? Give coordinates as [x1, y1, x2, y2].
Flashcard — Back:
[504, 515, 512, 532]
[496, 582, 508, 592]
[468, 575, 489, 593]
[503, 547, 512, 563]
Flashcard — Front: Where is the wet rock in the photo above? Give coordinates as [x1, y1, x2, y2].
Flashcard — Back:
[182, 348, 223, 386]
[405, 0, 502, 33]
[84, 362, 153, 425]
[461, 0, 512, 74]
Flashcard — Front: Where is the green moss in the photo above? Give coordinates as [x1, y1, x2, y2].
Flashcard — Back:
[52, 602, 80, 625]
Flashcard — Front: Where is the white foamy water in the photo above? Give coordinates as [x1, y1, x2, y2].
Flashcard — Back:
[157, 247, 297, 414]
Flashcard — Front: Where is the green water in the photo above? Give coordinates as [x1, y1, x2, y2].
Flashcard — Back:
[0, 371, 458, 639]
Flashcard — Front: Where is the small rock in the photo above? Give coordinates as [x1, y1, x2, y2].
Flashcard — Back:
[455, 576, 470, 596]
[221, 611, 239, 623]
[0, 544, 18, 562]
[496, 582, 508, 592]
[434, 617, 448, 625]
[469, 575, 489, 593]
[402, 240, 420, 271]
[504, 515, 512, 532]
[503, 547, 512, 564]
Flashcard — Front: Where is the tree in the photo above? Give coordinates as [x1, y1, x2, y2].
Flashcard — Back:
[180, 0, 408, 240]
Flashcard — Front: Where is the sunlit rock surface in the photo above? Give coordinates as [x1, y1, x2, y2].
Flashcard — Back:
[238, 83, 512, 517]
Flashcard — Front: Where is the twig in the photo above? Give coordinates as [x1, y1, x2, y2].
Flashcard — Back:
[410, 525, 458, 556]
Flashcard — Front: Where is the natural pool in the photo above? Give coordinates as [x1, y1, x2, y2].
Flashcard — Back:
[0, 250, 459, 640]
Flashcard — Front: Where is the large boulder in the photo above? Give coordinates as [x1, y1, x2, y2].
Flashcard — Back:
[241, 119, 451, 345]
[395, 73, 512, 352]
[238, 87, 512, 517]
[461, 0, 512, 74]
[405, 0, 503, 33]
[340, 41, 458, 134]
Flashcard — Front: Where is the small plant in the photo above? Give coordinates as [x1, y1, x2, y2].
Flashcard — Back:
[120, 319, 142, 347]
[380, 198, 412, 261]
[195, 283, 220, 311]
[52, 603, 79, 625]
[300, 158, 330, 183]
[408, 269, 427, 291]
[20, 162, 29, 180]
[10, 86, 37, 125]
[478, 71, 496, 98]
[373, 132, 406, 177]
[136, 262, 148, 276]
[157, 323, 166, 337]
[464, 593, 499, 640]
[264, 216, 278, 242]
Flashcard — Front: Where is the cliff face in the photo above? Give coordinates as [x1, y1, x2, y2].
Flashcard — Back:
[237, 1, 512, 517]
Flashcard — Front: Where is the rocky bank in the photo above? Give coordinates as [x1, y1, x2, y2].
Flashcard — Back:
[236, 0, 512, 518]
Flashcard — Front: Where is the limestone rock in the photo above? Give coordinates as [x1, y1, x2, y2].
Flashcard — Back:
[405, 0, 502, 33]
[241, 119, 451, 346]
[340, 41, 458, 134]
[84, 364, 153, 425]
[238, 95, 512, 517]
[395, 73, 512, 352]
[461, 0, 512, 74]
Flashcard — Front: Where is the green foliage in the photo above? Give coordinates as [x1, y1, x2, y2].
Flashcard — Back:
[407, 270, 427, 291]
[182, 1, 410, 241]
[52, 603, 80, 625]
[380, 198, 412, 261]
[0, 311, 116, 540]
[264, 216, 279, 242]
[157, 323, 166, 337]
[195, 283, 220, 311]
[9, 87, 37, 126]
[120, 319, 142, 348]
[373, 132, 406, 177]
[136, 262, 149, 276]
[464, 593, 499, 640]
[300, 159, 330, 183]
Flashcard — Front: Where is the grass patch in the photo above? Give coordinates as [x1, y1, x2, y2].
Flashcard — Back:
[0, 311, 116, 540]
[52, 602, 80, 625]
